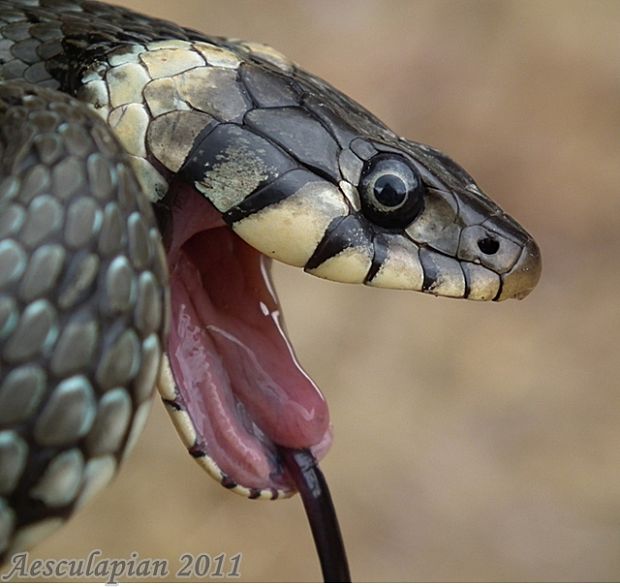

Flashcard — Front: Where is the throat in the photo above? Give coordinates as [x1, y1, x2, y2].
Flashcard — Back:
[165, 187, 331, 493]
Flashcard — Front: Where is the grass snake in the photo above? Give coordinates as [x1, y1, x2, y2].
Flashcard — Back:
[0, 0, 541, 578]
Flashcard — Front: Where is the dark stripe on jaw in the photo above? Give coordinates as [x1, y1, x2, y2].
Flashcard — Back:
[460, 262, 472, 299]
[304, 216, 345, 270]
[162, 398, 182, 411]
[221, 475, 237, 490]
[493, 277, 504, 301]
[419, 248, 439, 291]
[365, 233, 389, 283]
[224, 168, 322, 224]
[304, 214, 373, 271]
[189, 445, 206, 458]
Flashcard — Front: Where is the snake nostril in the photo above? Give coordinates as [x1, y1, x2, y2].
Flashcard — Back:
[477, 237, 500, 255]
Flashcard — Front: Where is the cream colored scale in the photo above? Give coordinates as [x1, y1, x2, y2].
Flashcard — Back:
[78, 39, 288, 201]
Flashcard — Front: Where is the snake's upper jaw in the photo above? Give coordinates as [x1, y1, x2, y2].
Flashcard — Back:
[183, 122, 541, 302]
[493, 237, 542, 301]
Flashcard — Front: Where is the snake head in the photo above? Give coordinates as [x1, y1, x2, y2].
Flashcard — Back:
[182, 60, 541, 302]
[164, 56, 542, 495]
[352, 138, 543, 301]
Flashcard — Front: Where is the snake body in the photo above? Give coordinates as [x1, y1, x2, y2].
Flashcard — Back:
[0, 0, 541, 564]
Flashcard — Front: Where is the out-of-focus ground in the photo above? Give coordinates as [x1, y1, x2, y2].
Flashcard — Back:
[26, 0, 620, 582]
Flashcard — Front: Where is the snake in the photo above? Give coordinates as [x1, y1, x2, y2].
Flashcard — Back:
[0, 0, 541, 571]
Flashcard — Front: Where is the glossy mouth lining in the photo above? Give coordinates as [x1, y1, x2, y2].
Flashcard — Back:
[165, 187, 331, 493]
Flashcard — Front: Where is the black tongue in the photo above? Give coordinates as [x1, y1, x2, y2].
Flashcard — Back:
[279, 447, 351, 583]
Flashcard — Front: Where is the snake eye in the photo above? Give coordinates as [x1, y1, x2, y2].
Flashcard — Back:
[359, 155, 425, 228]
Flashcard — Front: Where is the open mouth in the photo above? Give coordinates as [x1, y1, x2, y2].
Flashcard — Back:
[162, 185, 332, 495]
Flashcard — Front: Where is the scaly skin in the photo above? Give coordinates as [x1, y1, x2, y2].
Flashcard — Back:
[0, 0, 541, 564]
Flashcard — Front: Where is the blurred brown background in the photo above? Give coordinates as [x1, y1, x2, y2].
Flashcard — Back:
[30, 0, 620, 582]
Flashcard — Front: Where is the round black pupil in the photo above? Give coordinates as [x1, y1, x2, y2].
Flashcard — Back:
[373, 175, 408, 207]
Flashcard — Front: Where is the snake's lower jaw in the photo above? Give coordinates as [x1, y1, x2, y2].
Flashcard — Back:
[159, 189, 331, 497]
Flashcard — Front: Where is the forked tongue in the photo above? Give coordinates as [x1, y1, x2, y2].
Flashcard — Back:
[166, 187, 332, 493]
[165, 187, 351, 580]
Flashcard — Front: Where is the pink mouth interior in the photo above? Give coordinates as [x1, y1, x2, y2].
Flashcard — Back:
[166, 186, 331, 492]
